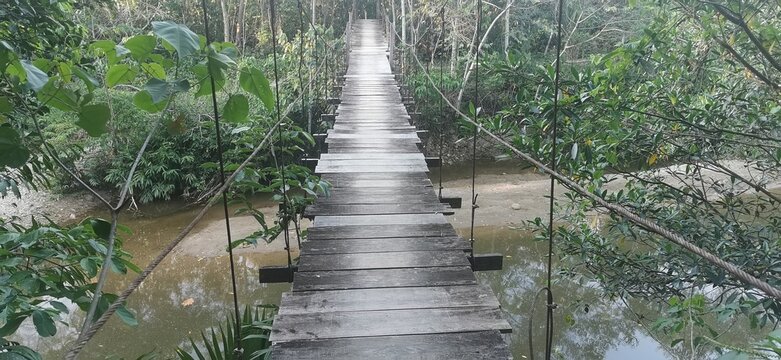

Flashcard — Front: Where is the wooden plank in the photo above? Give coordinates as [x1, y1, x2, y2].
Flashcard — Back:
[307, 224, 457, 240]
[298, 251, 470, 271]
[315, 193, 440, 204]
[270, 307, 512, 342]
[300, 236, 470, 254]
[316, 165, 429, 173]
[271, 331, 512, 360]
[305, 203, 450, 217]
[313, 214, 448, 227]
[319, 153, 424, 160]
[292, 266, 476, 291]
[278, 285, 499, 314]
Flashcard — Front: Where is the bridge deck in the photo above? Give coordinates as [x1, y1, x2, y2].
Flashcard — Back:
[270, 19, 512, 359]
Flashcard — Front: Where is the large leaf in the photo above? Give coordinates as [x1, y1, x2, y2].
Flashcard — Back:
[37, 80, 79, 112]
[20, 61, 49, 92]
[239, 67, 274, 111]
[76, 104, 111, 137]
[223, 94, 249, 123]
[106, 64, 138, 87]
[124, 35, 156, 61]
[140, 63, 165, 79]
[0, 126, 29, 168]
[133, 90, 167, 113]
[72, 66, 99, 92]
[144, 78, 190, 104]
[152, 21, 200, 60]
[193, 63, 225, 97]
[32, 310, 56, 337]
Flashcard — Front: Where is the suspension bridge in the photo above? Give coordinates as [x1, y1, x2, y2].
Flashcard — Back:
[267, 19, 512, 359]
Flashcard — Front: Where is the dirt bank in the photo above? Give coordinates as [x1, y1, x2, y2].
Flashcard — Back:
[0, 188, 104, 225]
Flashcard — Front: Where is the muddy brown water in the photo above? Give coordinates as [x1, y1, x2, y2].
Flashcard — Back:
[16, 161, 750, 359]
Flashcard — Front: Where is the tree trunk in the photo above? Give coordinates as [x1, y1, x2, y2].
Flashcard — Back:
[504, 2, 510, 57]
[220, 0, 231, 42]
[450, 19, 457, 75]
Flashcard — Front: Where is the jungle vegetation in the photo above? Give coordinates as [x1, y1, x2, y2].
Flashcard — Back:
[1, 0, 780, 358]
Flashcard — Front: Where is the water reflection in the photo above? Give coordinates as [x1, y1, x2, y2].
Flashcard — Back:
[468, 225, 678, 360]
[26, 201, 291, 359]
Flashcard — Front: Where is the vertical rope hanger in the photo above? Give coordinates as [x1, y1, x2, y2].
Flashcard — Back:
[269, 0, 294, 278]
[198, 0, 242, 355]
[543, 0, 565, 356]
[468, 0, 482, 259]
[438, 5, 446, 199]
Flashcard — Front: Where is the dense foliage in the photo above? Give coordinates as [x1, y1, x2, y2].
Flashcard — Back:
[393, 0, 781, 357]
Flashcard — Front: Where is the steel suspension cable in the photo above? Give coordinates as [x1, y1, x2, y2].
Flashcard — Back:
[269, 0, 294, 275]
[438, 5, 446, 199]
[200, 0, 243, 355]
[468, 0, 482, 259]
[541, 0, 566, 357]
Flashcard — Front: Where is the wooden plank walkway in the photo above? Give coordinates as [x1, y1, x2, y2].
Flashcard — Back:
[269, 19, 512, 359]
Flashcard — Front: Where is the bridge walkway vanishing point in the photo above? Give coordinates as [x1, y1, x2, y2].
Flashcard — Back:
[269, 19, 512, 359]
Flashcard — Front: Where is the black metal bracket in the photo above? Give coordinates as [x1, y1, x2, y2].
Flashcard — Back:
[439, 196, 462, 209]
[469, 254, 503, 271]
[301, 157, 318, 171]
[327, 98, 341, 105]
[416, 129, 429, 141]
[425, 157, 441, 168]
[259, 265, 298, 283]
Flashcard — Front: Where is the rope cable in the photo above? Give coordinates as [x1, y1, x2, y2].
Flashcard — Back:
[407, 50, 781, 301]
[65, 55, 327, 359]
[199, 0, 243, 355]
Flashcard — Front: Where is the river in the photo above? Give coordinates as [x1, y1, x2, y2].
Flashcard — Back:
[16, 161, 737, 359]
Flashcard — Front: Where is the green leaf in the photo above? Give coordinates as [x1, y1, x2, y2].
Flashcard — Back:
[140, 63, 165, 79]
[72, 66, 99, 92]
[151, 21, 200, 60]
[21, 61, 49, 92]
[32, 310, 56, 337]
[0, 316, 25, 337]
[0, 126, 30, 168]
[116, 306, 138, 327]
[124, 35, 156, 61]
[49, 300, 69, 314]
[133, 91, 167, 113]
[0, 96, 12, 113]
[144, 78, 190, 104]
[37, 80, 79, 112]
[193, 63, 225, 97]
[239, 67, 273, 111]
[223, 94, 249, 123]
[106, 64, 138, 87]
[76, 104, 111, 137]
[80, 258, 97, 277]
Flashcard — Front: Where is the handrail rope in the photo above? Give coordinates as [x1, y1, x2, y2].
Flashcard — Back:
[541, 0, 565, 357]
[468, 0, 482, 259]
[198, 0, 243, 355]
[408, 45, 781, 301]
[64, 61, 327, 359]
[269, 0, 294, 273]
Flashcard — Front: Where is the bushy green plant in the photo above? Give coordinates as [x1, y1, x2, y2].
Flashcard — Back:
[176, 305, 276, 360]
